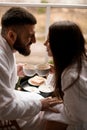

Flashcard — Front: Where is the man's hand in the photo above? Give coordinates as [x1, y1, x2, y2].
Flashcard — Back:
[17, 63, 25, 77]
[40, 97, 63, 113]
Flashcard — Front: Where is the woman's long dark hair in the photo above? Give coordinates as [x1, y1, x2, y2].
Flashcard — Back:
[49, 21, 87, 99]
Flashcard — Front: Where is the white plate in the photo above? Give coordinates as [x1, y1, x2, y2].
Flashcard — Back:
[39, 84, 54, 93]
[23, 85, 40, 93]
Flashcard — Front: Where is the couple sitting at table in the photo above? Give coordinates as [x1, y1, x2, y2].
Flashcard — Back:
[0, 6, 87, 130]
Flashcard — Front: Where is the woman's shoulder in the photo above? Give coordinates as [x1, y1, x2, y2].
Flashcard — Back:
[62, 63, 77, 79]
[62, 59, 87, 78]
[61, 59, 87, 91]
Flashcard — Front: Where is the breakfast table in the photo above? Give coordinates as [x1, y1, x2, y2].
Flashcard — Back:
[45, 120, 67, 130]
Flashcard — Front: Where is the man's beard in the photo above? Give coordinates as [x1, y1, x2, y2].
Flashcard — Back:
[13, 36, 31, 56]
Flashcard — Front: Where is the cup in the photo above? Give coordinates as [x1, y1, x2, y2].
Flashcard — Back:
[36, 63, 50, 76]
[23, 64, 36, 77]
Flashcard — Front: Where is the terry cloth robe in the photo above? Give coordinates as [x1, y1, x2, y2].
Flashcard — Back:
[0, 35, 46, 130]
[44, 60, 87, 130]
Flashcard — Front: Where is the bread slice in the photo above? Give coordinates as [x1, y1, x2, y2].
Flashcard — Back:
[28, 75, 45, 86]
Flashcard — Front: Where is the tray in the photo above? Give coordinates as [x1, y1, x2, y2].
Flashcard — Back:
[19, 76, 53, 97]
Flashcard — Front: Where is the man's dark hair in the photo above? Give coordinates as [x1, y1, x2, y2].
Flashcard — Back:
[1, 7, 37, 27]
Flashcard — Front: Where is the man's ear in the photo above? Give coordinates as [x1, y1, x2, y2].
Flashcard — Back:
[7, 30, 17, 45]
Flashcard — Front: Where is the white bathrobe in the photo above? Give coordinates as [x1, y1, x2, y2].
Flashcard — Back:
[44, 59, 87, 130]
[0, 35, 46, 130]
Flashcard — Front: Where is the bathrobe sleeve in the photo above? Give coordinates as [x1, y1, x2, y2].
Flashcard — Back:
[0, 44, 43, 121]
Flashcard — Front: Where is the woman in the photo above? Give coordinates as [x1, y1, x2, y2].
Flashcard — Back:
[44, 21, 87, 130]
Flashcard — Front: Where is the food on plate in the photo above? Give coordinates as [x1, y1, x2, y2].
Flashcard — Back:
[28, 75, 45, 86]
[39, 84, 54, 97]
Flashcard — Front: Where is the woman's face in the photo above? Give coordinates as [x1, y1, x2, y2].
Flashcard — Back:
[44, 35, 52, 57]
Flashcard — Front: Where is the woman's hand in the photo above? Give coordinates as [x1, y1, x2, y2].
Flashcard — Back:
[49, 64, 55, 74]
